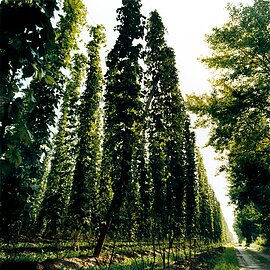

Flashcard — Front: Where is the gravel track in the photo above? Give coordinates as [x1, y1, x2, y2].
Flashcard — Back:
[236, 246, 270, 270]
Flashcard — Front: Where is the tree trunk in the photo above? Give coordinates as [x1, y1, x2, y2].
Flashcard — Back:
[93, 195, 119, 257]
[93, 136, 132, 257]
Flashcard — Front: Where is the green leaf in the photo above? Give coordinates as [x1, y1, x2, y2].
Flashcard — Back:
[45, 75, 57, 85]
[5, 146, 22, 168]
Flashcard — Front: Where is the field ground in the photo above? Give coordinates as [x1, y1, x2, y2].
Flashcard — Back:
[0, 241, 244, 270]
[3, 242, 270, 269]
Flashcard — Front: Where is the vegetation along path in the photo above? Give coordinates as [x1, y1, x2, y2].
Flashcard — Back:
[236, 246, 270, 270]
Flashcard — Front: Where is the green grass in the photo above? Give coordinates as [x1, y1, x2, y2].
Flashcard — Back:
[209, 247, 239, 270]
[93, 256, 163, 270]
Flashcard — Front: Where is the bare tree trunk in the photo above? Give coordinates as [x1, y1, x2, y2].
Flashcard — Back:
[93, 136, 132, 258]
[93, 195, 120, 257]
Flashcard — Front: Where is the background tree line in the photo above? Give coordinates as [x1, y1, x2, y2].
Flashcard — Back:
[187, 0, 270, 246]
[0, 0, 232, 255]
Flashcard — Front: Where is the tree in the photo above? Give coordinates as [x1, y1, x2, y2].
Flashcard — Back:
[211, 195, 223, 243]
[196, 150, 214, 241]
[93, 0, 145, 257]
[187, 0, 270, 244]
[0, 0, 57, 239]
[145, 10, 168, 239]
[23, 0, 87, 237]
[234, 203, 262, 245]
[68, 25, 106, 236]
[233, 202, 262, 244]
[0, 0, 56, 151]
[145, 10, 188, 242]
[38, 53, 86, 236]
[184, 120, 199, 240]
[135, 139, 152, 240]
[24, 0, 87, 234]
[161, 46, 187, 241]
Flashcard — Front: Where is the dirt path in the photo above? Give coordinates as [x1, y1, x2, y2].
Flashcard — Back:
[236, 245, 270, 270]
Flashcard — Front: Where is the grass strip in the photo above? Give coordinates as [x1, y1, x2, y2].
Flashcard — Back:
[209, 247, 239, 270]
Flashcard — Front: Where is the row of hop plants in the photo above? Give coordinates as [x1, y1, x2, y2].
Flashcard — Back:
[0, 1, 232, 264]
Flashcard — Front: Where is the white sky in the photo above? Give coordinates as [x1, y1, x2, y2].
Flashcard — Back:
[83, 0, 254, 238]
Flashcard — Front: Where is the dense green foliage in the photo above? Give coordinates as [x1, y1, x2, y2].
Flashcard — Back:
[38, 53, 87, 236]
[187, 0, 270, 245]
[233, 202, 262, 245]
[0, 0, 58, 239]
[68, 25, 105, 236]
[145, 10, 188, 241]
[93, 0, 145, 257]
[0, 0, 230, 264]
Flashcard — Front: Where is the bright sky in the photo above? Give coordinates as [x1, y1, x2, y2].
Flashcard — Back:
[84, 0, 254, 238]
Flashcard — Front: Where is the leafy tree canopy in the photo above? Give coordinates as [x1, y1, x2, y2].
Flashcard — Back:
[187, 0, 270, 243]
